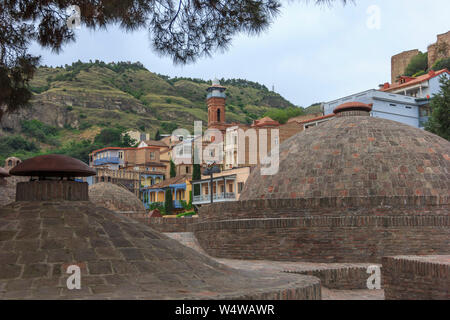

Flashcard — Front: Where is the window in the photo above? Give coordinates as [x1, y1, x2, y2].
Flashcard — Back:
[186, 166, 189, 174]
[274, 137, 279, 145]
[119, 151, 124, 159]
[228, 184, 233, 193]
[217, 109, 221, 122]
[220, 185, 224, 193]
[238, 182, 244, 193]
[150, 152, 155, 160]
[152, 167, 156, 172]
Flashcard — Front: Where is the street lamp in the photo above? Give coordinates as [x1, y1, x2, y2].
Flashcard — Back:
[202, 162, 221, 204]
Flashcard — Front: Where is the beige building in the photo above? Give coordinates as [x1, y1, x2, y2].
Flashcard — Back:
[191, 166, 251, 205]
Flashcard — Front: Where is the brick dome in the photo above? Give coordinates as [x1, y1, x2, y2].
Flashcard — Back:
[89, 183, 146, 214]
[194, 114, 450, 263]
[0, 202, 319, 299]
[240, 116, 450, 202]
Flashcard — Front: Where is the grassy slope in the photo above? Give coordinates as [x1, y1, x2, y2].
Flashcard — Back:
[2, 62, 299, 162]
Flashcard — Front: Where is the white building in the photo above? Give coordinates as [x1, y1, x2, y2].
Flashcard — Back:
[323, 69, 449, 129]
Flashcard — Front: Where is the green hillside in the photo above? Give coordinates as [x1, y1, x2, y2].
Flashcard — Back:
[0, 60, 302, 163]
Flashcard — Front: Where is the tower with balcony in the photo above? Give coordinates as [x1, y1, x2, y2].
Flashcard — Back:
[207, 78, 226, 127]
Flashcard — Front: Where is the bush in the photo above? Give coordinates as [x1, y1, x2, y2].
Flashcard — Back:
[164, 190, 174, 214]
[263, 107, 305, 124]
[21, 120, 60, 145]
[432, 58, 450, 71]
[176, 211, 196, 218]
[405, 52, 428, 77]
[426, 75, 450, 141]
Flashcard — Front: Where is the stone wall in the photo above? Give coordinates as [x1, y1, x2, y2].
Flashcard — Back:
[128, 215, 198, 233]
[286, 265, 381, 290]
[0, 176, 27, 207]
[194, 198, 450, 263]
[391, 49, 420, 83]
[16, 181, 89, 201]
[428, 31, 450, 68]
[382, 255, 449, 300]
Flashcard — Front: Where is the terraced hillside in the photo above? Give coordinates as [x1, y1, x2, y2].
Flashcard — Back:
[0, 61, 306, 163]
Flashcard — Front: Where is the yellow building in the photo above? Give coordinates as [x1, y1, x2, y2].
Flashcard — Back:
[141, 175, 192, 210]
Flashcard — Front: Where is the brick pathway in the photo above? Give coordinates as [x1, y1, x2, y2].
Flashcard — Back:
[165, 232, 385, 300]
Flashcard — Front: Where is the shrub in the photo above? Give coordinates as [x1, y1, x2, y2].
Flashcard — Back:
[176, 211, 195, 218]
[405, 52, 428, 76]
[432, 58, 450, 71]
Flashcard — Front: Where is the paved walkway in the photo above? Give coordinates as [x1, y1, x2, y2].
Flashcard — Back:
[164, 232, 385, 300]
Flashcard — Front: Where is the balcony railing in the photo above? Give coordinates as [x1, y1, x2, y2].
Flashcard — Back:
[193, 192, 236, 204]
[144, 201, 184, 209]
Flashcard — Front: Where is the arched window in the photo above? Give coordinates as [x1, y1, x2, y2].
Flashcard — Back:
[8, 160, 12, 167]
[217, 109, 221, 122]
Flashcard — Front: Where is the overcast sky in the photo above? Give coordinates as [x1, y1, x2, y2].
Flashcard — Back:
[30, 0, 450, 107]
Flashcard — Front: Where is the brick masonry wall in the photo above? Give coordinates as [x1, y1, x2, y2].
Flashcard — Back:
[382, 255, 449, 300]
[16, 181, 89, 201]
[428, 31, 450, 68]
[286, 265, 382, 290]
[194, 199, 449, 263]
[391, 49, 420, 83]
[128, 216, 198, 233]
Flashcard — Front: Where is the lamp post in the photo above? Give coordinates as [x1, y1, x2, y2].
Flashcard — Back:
[202, 162, 221, 204]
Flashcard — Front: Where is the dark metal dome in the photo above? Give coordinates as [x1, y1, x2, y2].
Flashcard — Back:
[9, 154, 95, 177]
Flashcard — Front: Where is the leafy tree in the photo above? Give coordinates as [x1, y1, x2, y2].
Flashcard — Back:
[154, 129, 161, 141]
[263, 107, 305, 124]
[94, 128, 136, 147]
[21, 120, 60, 146]
[405, 52, 428, 77]
[0, 0, 343, 121]
[432, 58, 450, 72]
[164, 189, 174, 214]
[426, 75, 450, 141]
[170, 159, 177, 178]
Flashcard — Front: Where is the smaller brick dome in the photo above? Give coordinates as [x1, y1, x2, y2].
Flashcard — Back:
[333, 102, 373, 115]
[89, 182, 145, 213]
[10, 154, 95, 177]
[0, 167, 10, 178]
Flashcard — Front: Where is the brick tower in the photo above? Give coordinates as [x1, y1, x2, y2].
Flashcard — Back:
[207, 78, 226, 127]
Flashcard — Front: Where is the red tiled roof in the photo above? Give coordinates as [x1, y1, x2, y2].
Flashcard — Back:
[295, 114, 335, 125]
[252, 116, 280, 127]
[381, 69, 449, 92]
[90, 146, 159, 155]
[142, 140, 169, 147]
[146, 175, 191, 189]
[333, 102, 372, 114]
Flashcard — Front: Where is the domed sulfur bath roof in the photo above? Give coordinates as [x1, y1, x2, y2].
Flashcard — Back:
[89, 183, 145, 214]
[9, 155, 95, 177]
[240, 110, 450, 202]
[0, 201, 319, 299]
